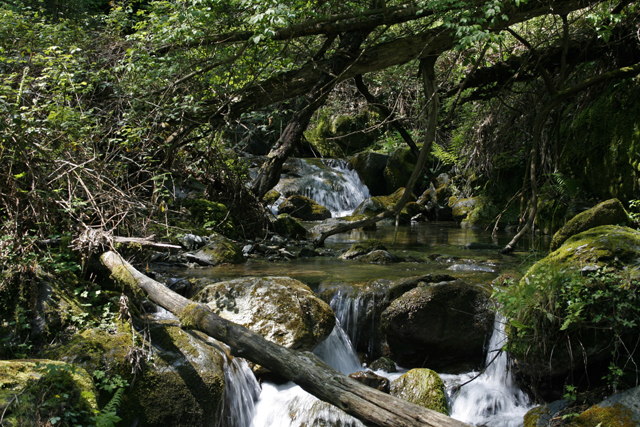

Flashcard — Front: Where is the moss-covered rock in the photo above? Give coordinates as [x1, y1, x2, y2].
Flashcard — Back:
[550, 199, 631, 251]
[263, 190, 281, 205]
[42, 320, 227, 427]
[500, 225, 640, 387]
[187, 233, 245, 266]
[340, 239, 387, 260]
[389, 368, 448, 415]
[384, 146, 422, 194]
[274, 213, 308, 239]
[450, 197, 478, 223]
[348, 152, 389, 196]
[380, 280, 495, 371]
[305, 109, 382, 158]
[278, 195, 332, 221]
[194, 276, 335, 351]
[357, 250, 402, 264]
[569, 386, 640, 427]
[0, 360, 98, 427]
[351, 189, 414, 223]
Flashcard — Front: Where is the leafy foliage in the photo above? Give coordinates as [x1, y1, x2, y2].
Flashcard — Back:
[495, 266, 640, 390]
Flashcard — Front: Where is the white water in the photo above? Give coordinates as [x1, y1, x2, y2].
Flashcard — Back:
[221, 289, 533, 427]
[221, 357, 261, 427]
[251, 321, 364, 427]
[441, 316, 533, 427]
[273, 159, 371, 217]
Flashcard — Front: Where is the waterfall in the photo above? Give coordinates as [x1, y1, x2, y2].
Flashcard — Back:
[250, 320, 364, 427]
[441, 315, 533, 427]
[274, 159, 371, 217]
[222, 357, 261, 427]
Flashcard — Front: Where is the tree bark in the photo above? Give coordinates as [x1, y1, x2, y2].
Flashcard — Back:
[193, 0, 599, 128]
[251, 30, 369, 199]
[101, 251, 471, 427]
[315, 56, 439, 246]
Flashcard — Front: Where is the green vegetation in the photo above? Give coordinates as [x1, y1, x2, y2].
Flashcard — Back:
[1, 0, 640, 421]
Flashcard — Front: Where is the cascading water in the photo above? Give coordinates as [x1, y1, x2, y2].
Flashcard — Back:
[273, 158, 371, 217]
[250, 320, 364, 427]
[441, 315, 533, 427]
[221, 356, 261, 427]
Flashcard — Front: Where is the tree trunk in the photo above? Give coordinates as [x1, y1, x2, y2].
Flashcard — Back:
[315, 56, 439, 246]
[101, 251, 471, 427]
[251, 30, 369, 200]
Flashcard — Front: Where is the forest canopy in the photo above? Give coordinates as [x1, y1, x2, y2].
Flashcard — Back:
[1, 0, 639, 253]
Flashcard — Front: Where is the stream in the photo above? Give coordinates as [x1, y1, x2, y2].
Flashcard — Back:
[175, 158, 543, 427]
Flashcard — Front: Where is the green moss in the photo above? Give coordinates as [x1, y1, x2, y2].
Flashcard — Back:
[384, 146, 427, 194]
[0, 360, 98, 427]
[523, 406, 549, 427]
[341, 239, 387, 259]
[568, 404, 635, 427]
[274, 214, 307, 239]
[389, 368, 448, 415]
[550, 199, 631, 251]
[559, 79, 640, 202]
[263, 190, 281, 205]
[278, 195, 331, 221]
[179, 303, 210, 331]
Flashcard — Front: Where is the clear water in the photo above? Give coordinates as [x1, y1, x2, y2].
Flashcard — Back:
[181, 157, 545, 427]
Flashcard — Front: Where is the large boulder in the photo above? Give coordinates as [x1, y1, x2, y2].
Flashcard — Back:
[450, 197, 478, 223]
[278, 195, 332, 221]
[194, 276, 335, 351]
[500, 225, 640, 391]
[524, 386, 640, 427]
[186, 233, 245, 266]
[550, 198, 631, 251]
[389, 368, 448, 415]
[352, 188, 416, 223]
[380, 280, 495, 371]
[0, 360, 98, 426]
[274, 213, 307, 239]
[384, 146, 421, 194]
[348, 152, 389, 196]
[340, 239, 387, 260]
[42, 321, 227, 427]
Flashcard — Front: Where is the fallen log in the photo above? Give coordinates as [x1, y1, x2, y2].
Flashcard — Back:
[100, 250, 471, 427]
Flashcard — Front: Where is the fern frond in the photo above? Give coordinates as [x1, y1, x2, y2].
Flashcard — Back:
[97, 387, 125, 427]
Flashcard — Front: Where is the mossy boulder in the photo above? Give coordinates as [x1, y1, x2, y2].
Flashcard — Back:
[568, 386, 640, 427]
[348, 152, 389, 196]
[305, 109, 382, 158]
[278, 195, 332, 221]
[384, 146, 421, 194]
[357, 250, 402, 264]
[187, 233, 245, 266]
[0, 360, 98, 427]
[263, 190, 281, 205]
[340, 239, 387, 260]
[194, 276, 335, 351]
[44, 320, 227, 427]
[389, 368, 448, 415]
[502, 225, 640, 386]
[351, 188, 414, 223]
[119, 323, 226, 427]
[380, 280, 495, 371]
[450, 197, 478, 223]
[550, 199, 631, 251]
[274, 213, 308, 239]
